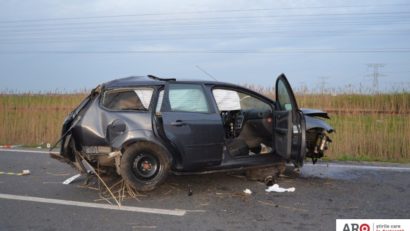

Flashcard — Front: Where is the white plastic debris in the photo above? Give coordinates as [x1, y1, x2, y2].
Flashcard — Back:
[62, 174, 81, 185]
[108, 151, 121, 159]
[243, 188, 252, 195]
[265, 184, 295, 193]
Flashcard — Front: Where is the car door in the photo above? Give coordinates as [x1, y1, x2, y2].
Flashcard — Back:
[160, 83, 225, 169]
[274, 74, 306, 166]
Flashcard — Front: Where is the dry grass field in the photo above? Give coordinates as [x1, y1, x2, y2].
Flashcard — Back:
[1, 89, 409, 162]
[0, 92, 87, 148]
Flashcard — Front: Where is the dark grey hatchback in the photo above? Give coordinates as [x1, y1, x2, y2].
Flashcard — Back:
[56, 74, 333, 191]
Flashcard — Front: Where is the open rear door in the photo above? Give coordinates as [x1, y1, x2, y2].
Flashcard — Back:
[273, 74, 306, 166]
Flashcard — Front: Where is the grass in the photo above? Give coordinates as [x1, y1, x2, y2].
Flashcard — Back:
[0, 89, 409, 162]
[326, 114, 409, 162]
[298, 92, 410, 162]
[0, 92, 86, 146]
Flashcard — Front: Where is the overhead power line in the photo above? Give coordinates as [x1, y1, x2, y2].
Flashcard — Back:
[0, 5, 407, 51]
[1, 17, 407, 36]
[0, 48, 409, 55]
[0, 28, 408, 45]
[0, 11, 408, 28]
[0, 13, 407, 32]
[0, 4, 409, 24]
[0, 11, 407, 43]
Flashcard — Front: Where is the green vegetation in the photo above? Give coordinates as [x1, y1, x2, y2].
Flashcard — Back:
[0, 90, 409, 162]
[327, 114, 409, 162]
[0, 92, 86, 146]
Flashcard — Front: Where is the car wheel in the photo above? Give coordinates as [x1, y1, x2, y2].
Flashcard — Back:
[120, 142, 171, 192]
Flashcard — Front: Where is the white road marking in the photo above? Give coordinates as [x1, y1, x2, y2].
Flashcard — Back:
[0, 193, 187, 216]
[303, 163, 410, 172]
[2, 149, 409, 172]
[0, 148, 57, 154]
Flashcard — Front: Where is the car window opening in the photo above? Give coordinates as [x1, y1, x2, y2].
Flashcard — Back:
[102, 88, 153, 111]
[212, 88, 274, 157]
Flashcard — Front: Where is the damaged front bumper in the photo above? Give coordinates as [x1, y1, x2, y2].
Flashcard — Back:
[302, 108, 334, 163]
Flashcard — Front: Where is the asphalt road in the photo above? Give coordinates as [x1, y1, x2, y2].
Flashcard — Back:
[0, 149, 409, 231]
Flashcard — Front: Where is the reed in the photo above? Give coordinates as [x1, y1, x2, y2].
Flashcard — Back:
[0, 92, 86, 146]
[0, 89, 409, 162]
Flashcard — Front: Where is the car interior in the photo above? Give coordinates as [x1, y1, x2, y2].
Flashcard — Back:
[212, 88, 274, 157]
[153, 86, 276, 159]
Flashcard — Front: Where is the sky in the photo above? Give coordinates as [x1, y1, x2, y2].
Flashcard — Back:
[0, 0, 409, 93]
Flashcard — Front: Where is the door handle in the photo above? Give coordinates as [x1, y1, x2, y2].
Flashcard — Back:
[170, 120, 186, 126]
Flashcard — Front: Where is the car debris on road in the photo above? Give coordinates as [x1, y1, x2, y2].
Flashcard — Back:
[265, 184, 296, 193]
[62, 174, 81, 185]
[243, 189, 252, 195]
[0, 169, 30, 176]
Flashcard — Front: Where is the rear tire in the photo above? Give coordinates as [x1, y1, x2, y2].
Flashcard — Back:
[120, 142, 171, 192]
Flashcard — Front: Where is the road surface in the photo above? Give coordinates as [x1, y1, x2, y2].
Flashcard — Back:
[0, 149, 409, 230]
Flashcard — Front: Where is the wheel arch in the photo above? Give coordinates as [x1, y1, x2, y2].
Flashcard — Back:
[120, 138, 174, 165]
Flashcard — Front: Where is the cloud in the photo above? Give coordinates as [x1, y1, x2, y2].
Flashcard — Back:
[0, 0, 408, 91]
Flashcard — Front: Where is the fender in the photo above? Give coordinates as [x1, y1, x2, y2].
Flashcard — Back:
[304, 115, 334, 132]
[111, 129, 180, 168]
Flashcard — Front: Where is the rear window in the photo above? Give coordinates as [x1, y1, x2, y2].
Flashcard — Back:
[102, 88, 154, 111]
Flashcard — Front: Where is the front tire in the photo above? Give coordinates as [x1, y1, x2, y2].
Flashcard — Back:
[120, 142, 171, 192]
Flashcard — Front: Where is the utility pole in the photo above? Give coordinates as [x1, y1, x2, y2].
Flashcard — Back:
[318, 76, 329, 94]
[366, 63, 385, 93]
[298, 81, 308, 93]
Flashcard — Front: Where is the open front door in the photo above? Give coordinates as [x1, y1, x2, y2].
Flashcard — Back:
[273, 74, 306, 166]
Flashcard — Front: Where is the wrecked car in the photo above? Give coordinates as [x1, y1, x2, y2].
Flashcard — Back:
[54, 74, 333, 191]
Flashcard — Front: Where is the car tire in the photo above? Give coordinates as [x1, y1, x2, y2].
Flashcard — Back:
[120, 142, 171, 192]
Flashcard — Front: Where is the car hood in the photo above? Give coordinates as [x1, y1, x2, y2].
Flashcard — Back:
[300, 108, 330, 119]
